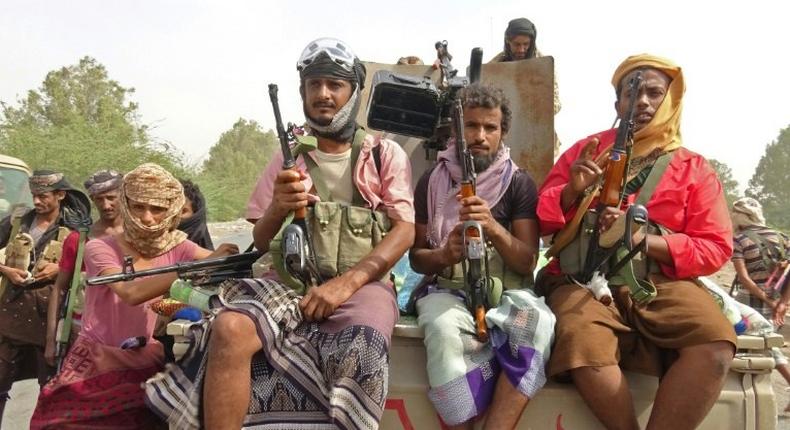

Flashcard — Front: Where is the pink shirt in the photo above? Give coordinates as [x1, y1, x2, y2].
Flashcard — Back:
[246, 133, 415, 223]
[81, 236, 199, 347]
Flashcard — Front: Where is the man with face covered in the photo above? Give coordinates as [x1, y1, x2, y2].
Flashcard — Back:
[410, 84, 555, 429]
[536, 55, 735, 429]
[0, 170, 90, 426]
[31, 163, 236, 429]
[146, 38, 415, 429]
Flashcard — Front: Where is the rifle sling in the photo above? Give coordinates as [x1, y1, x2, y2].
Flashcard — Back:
[302, 129, 376, 207]
[610, 150, 675, 305]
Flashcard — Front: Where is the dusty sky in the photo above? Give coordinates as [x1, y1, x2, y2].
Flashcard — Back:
[1, 0, 788, 190]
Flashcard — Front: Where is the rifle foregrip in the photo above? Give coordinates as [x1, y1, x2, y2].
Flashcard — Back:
[474, 305, 489, 343]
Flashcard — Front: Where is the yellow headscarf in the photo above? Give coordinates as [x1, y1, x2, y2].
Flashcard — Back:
[545, 54, 685, 258]
[611, 54, 684, 158]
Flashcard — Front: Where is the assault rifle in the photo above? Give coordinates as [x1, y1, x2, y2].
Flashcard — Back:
[268, 83, 323, 288]
[453, 98, 490, 343]
[54, 225, 89, 371]
[576, 71, 646, 302]
[86, 251, 262, 287]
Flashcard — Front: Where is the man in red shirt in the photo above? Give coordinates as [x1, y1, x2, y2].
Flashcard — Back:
[536, 54, 735, 429]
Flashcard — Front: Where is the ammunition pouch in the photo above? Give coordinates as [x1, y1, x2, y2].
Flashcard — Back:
[436, 246, 529, 308]
[269, 204, 391, 295]
[558, 210, 597, 278]
[32, 227, 69, 276]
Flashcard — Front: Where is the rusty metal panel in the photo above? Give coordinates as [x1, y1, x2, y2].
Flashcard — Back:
[357, 57, 555, 187]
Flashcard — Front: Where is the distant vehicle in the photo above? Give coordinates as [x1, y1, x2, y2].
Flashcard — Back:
[0, 154, 33, 219]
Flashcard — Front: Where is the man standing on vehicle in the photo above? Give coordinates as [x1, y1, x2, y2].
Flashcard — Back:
[536, 54, 736, 429]
[410, 83, 555, 429]
[146, 37, 415, 429]
[0, 170, 90, 426]
[490, 17, 561, 117]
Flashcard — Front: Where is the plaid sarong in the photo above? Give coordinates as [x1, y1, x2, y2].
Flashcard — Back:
[145, 277, 397, 429]
[416, 288, 555, 425]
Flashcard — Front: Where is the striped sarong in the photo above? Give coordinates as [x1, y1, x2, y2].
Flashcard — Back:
[416, 288, 555, 426]
[145, 277, 398, 429]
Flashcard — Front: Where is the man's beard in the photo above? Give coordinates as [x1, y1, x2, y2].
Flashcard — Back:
[472, 154, 494, 173]
[307, 110, 333, 126]
[472, 148, 502, 173]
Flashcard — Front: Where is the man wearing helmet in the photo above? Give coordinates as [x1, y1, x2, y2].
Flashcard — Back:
[145, 38, 415, 429]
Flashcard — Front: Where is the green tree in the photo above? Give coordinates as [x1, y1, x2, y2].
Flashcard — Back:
[198, 119, 278, 221]
[708, 159, 740, 207]
[746, 125, 790, 230]
[0, 56, 186, 184]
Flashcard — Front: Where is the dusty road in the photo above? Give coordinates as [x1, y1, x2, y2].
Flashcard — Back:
[4, 226, 790, 429]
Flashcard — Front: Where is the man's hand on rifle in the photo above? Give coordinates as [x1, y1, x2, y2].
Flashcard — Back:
[442, 225, 465, 266]
[34, 262, 59, 282]
[269, 169, 311, 219]
[458, 195, 499, 237]
[598, 207, 646, 247]
[562, 138, 602, 211]
[207, 243, 240, 259]
[299, 276, 357, 322]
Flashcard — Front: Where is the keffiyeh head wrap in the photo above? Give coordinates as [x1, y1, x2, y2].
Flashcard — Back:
[29, 170, 92, 229]
[84, 169, 123, 196]
[732, 197, 766, 230]
[503, 17, 537, 61]
[611, 54, 685, 158]
[120, 163, 186, 257]
[29, 170, 67, 194]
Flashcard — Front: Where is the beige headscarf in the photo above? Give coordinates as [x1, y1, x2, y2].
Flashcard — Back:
[120, 163, 187, 257]
[732, 197, 766, 231]
[611, 54, 685, 159]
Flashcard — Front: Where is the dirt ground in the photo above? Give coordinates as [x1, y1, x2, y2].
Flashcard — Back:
[4, 233, 790, 429]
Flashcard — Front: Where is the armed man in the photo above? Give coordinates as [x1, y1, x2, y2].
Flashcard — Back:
[409, 83, 555, 429]
[44, 169, 124, 367]
[0, 170, 90, 426]
[145, 37, 415, 429]
[536, 54, 735, 429]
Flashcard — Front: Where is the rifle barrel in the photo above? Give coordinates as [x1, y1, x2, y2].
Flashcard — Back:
[86, 252, 261, 286]
[268, 84, 295, 169]
[469, 48, 483, 84]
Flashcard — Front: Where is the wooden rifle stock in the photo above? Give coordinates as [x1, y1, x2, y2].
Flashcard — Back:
[454, 99, 489, 343]
[579, 71, 643, 282]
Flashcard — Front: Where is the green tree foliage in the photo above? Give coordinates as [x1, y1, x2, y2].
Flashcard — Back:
[746, 125, 790, 230]
[708, 159, 740, 207]
[0, 56, 186, 184]
[197, 119, 278, 221]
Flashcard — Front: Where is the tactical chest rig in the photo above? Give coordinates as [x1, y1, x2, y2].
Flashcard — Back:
[0, 210, 69, 299]
[269, 129, 392, 294]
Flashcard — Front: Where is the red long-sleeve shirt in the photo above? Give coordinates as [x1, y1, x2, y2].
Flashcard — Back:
[538, 128, 733, 280]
